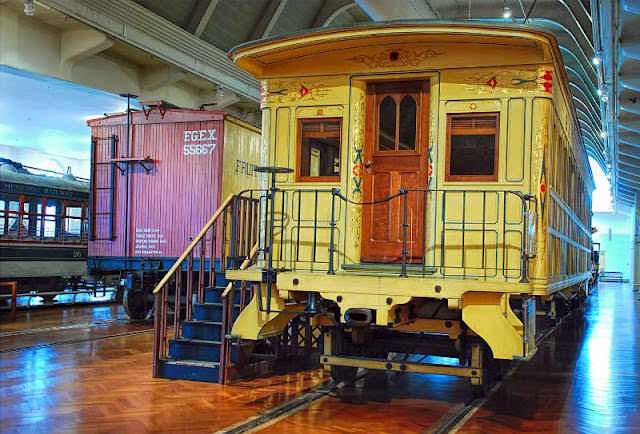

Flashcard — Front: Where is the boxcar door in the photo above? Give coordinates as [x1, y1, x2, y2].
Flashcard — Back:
[361, 81, 429, 263]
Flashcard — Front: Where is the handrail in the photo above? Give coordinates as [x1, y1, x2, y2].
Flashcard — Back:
[152, 194, 235, 294]
[222, 242, 259, 298]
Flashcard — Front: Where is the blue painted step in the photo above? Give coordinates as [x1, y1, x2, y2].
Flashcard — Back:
[193, 302, 241, 322]
[168, 338, 238, 362]
[158, 358, 220, 383]
[182, 320, 222, 340]
[203, 285, 252, 304]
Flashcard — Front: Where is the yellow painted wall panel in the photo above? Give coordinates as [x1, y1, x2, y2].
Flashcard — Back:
[506, 99, 526, 182]
[221, 118, 262, 198]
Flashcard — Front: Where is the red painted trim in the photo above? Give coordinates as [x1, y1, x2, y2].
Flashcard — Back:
[87, 109, 226, 127]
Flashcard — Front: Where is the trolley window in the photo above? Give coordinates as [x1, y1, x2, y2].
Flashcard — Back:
[297, 118, 342, 182]
[446, 112, 499, 182]
[0, 193, 21, 238]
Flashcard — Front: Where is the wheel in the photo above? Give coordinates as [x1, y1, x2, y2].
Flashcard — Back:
[469, 342, 494, 398]
[328, 327, 359, 384]
[123, 288, 152, 321]
[330, 365, 358, 383]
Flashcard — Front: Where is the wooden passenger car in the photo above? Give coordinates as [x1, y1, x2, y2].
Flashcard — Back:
[87, 102, 262, 319]
[221, 22, 594, 394]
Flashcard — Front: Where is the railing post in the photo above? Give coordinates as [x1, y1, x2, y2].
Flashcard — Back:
[198, 239, 205, 302]
[152, 289, 161, 378]
[400, 189, 408, 278]
[520, 193, 530, 284]
[266, 173, 277, 313]
[186, 243, 194, 320]
[160, 283, 168, 357]
[209, 221, 217, 287]
[328, 188, 338, 275]
[174, 266, 182, 339]
[219, 291, 228, 384]
[230, 197, 239, 262]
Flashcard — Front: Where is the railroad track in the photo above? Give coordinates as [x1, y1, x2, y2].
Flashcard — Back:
[215, 307, 579, 434]
[0, 318, 153, 354]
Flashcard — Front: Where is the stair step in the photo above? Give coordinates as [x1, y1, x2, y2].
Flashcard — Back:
[204, 286, 252, 304]
[182, 320, 223, 340]
[193, 302, 241, 322]
[168, 338, 238, 362]
[158, 358, 220, 383]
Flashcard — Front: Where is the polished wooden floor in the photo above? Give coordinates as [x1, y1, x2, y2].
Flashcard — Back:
[1, 282, 638, 433]
[458, 281, 640, 434]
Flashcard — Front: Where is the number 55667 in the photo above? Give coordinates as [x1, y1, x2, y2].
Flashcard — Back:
[183, 144, 216, 155]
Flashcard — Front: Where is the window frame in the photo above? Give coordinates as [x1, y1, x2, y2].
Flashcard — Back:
[445, 111, 500, 182]
[296, 117, 343, 183]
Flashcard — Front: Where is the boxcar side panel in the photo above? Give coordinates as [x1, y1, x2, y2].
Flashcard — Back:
[90, 123, 127, 258]
[88, 110, 227, 262]
[128, 118, 225, 258]
[221, 118, 263, 198]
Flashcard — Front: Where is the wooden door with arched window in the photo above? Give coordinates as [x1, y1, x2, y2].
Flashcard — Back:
[361, 81, 429, 263]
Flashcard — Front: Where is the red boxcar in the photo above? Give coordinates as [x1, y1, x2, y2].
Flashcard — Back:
[87, 102, 261, 318]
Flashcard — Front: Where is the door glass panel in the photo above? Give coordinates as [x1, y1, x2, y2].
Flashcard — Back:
[398, 95, 417, 150]
[378, 96, 396, 151]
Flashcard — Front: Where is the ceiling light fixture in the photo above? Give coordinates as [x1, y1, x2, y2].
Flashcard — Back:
[503, 6, 512, 18]
[600, 130, 607, 139]
[592, 50, 603, 65]
[24, 0, 35, 16]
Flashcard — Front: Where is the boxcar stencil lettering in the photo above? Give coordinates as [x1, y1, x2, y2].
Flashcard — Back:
[183, 129, 217, 156]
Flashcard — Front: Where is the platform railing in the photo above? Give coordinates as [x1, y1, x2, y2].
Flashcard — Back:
[151, 194, 259, 381]
[230, 186, 537, 313]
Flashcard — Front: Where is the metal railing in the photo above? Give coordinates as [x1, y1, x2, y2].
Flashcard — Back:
[230, 186, 537, 313]
[151, 194, 259, 382]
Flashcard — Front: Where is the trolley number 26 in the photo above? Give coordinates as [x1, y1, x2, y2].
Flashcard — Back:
[183, 143, 216, 155]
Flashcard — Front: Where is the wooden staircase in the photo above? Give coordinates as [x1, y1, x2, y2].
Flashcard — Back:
[152, 195, 259, 384]
[157, 279, 249, 383]
[152, 193, 323, 384]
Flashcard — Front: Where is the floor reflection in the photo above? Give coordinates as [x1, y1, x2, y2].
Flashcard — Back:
[459, 282, 640, 433]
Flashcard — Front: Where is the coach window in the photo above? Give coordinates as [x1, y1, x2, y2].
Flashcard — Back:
[297, 118, 342, 182]
[446, 112, 499, 182]
[65, 201, 84, 239]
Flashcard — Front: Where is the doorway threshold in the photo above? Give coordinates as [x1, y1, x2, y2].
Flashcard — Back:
[342, 263, 437, 275]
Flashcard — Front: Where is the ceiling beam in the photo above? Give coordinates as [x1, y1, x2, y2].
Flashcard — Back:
[619, 185, 638, 196]
[251, 0, 289, 40]
[619, 159, 640, 170]
[185, 0, 221, 37]
[619, 179, 640, 190]
[619, 167, 640, 180]
[39, 0, 260, 102]
[312, 0, 357, 27]
[354, 0, 438, 20]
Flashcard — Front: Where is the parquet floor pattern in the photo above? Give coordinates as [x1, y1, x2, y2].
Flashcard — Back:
[256, 369, 469, 434]
[0, 305, 328, 434]
[2, 282, 639, 433]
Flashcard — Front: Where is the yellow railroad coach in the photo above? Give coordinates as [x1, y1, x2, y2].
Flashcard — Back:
[222, 22, 593, 395]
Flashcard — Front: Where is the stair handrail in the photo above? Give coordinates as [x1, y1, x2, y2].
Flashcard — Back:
[221, 242, 259, 298]
[152, 194, 235, 295]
